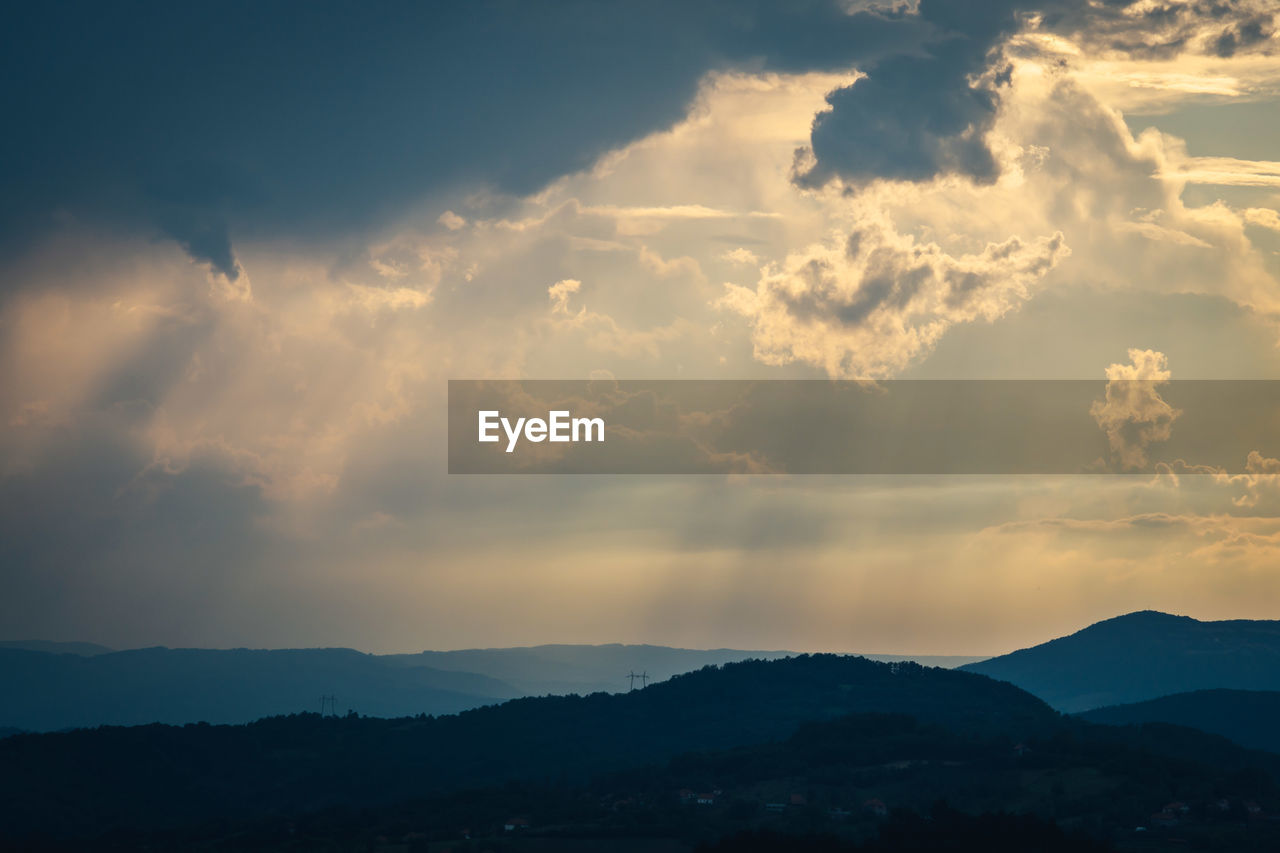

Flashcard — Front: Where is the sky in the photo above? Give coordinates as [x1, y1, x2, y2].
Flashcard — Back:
[2, 0, 1280, 655]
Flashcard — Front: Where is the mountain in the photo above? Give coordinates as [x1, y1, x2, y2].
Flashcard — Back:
[7, 655, 1280, 851]
[0, 639, 114, 656]
[0, 654, 1057, 841]
[382, 644, 798, 695]
[385, 646, 982, 697]
[1, 642, 982, 732]
[858, 653, 987, 669]
[1080, 689, 1280, 754]
[960, 610, 1280, 712]
[0, 646, 519, 731]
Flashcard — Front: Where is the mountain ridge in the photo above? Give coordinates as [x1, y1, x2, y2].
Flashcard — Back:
[0, 654, 1057, 840]
[961, 610, 1280, 712]
[0, 642, 983, 732]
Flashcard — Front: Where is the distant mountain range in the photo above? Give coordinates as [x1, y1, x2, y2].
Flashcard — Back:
[0, 642, 981, 732]
[0, 647, 518, 731]
[381, 644, 794, 696]
[9, 609, 1280, 732]
[0, 640, 114, 656]
[0, 655, 1058, 841]
[382, 644, 983, 695]
[961, 610, 1280, 712]
[5, 653, 1280, 850]
[1080, 689, 1280, 754]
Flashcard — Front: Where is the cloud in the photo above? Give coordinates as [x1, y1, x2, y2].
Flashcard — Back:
[988, 508, 1280, 564]
[1223, 450, 1280, 508]
[1155, 450, 1280, 511]
[719, 212, 1067, 377]
[1245, 208, 1280, 231]
[157, 213, 242, 281]
[1170, 157, 1280, 187]
[5, 0, 1268, 284]
[548, 278, 583, 315]
[794, 40, 1013, 188]
[345, 283, 431, 313]
[793, 0, 1280, 190]
[1045, 0, 1278, 60]
[0, 1, 937, 280]
[722, 247, 760, 266]
[437, 211, 467, 231]
[1088, 349, 1180, 471]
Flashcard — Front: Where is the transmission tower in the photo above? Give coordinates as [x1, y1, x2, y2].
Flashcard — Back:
[319, 694, 338, 716]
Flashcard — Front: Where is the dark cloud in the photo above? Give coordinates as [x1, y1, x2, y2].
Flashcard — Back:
[1043, 0, 1276, 59]
[4, 1, 1270, 278]
[794, 0, 1278, 189]
[1212, 15, 1273, 57]
[0, 0, 929, 280]
[795, 0, 1030, 188]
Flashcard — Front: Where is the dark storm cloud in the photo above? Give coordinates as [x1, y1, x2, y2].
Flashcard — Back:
[795, 0, 1032, 188]
[4, 1, 1269, 278]
[0, 0, 931, 280]
[793, 0, 1277, 189]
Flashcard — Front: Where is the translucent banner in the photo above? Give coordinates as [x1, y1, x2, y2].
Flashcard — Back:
[447, 380, 1280, 475]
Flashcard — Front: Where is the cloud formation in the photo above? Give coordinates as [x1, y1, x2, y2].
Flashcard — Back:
[720, 214, 1067, 377]
[794, 0, 1026, 188]
[0, 1, 936, 279]
[1089, 349, 1180, 471]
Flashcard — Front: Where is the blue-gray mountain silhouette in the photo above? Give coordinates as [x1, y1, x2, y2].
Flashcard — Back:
[0, 655, 1055, 840]
[961, 610, 1280, 712]
[0, 643, 981, 731]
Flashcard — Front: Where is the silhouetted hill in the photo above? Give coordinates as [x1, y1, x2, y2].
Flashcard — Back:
[0, 655, 1055, 841]
[0, 646, 519, 730]
[1, 643, 984, 731]
[386, 645, 980, 695]
[960, 610, 1280, 712]
[1080, 689, 1280, 754]
[382, 644, 798, 695]
[0, 639, 114, 656]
